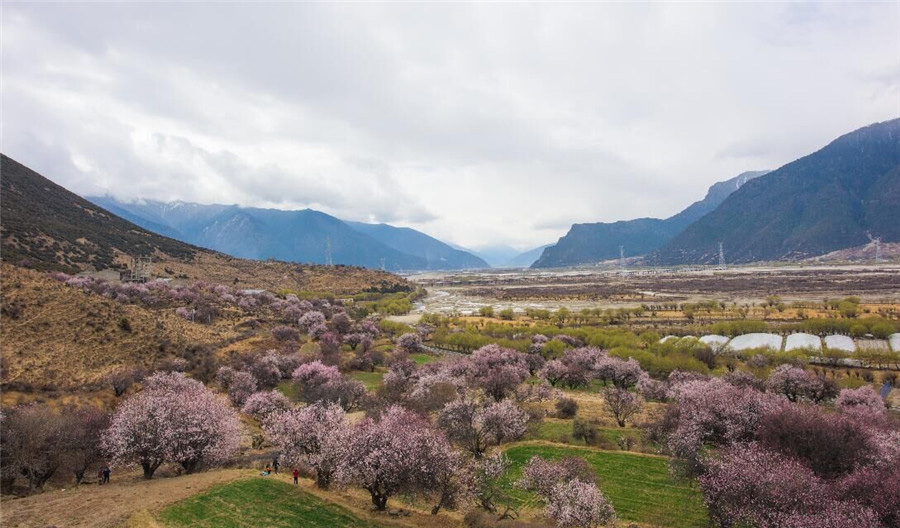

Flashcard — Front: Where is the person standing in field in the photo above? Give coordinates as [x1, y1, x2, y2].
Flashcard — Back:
[102, 466, 111, 484]
[292, 467, 299, 485]
[272, 457, 279, 474]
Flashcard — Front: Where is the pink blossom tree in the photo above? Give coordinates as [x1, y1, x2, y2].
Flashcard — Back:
[227, 371, 257, 406]
[424, 449, 474, 515]
[338, 405, 451, 511]
[595, 356, 643, 389]
[292, 361, 341, 396]
[308, 322, 329, 341]
[602, 387, 644, 427]
[636, 374, 669, 402]
[529, 334, 549, 355]
[103, 372, 241, 478]
[271, 325, 300, 342]
[540, 360, 569, 387]
[517, 455, 595, 498]
[344, 332, 367, 351]
[473, 452, 516, 518]
[698, 442, 879, 528]
[241, 390, 291, 420]
[835, 386, 885, 417]
[263, 402, 347, 488]
[250, 352, 282, 389]
[467, 344, 530, 400]
[765, 364, 837, 403]
[291, 361, 366, 411]
[756, 403, 879, 479]
[331, 312, 352, 335]
[397, 332, 424, 354]
[480, 399, 530, 446]
[545, 480, 616, 528]
[437, 397, 528, 457]
[299, 311, 326, 333]
[722, 370, 765, 391]
[651, 378, 782, 475]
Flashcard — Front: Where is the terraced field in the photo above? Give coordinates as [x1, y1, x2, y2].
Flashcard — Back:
[501, 443, 709, 528]
[159, 478, 378, 528]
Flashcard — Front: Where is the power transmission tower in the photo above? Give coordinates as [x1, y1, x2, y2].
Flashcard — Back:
[325, 237, 333, 267]
[718, 242, 726, 269]
[619, 245, 626, 270]
[380, 257, 386, 271]
[875, 238, 882, 263]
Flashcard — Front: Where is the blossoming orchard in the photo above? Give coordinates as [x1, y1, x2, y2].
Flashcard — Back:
[2, 273, 898, 528]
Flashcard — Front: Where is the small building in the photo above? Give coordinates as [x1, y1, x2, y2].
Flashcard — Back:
[120, 256, 152, 283]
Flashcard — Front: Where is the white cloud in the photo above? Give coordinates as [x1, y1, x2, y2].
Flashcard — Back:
[2, 2, 898, 249]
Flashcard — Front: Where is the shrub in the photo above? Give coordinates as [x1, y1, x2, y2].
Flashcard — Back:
[555, 397, 578, 418]
[271, 325, 300, 342]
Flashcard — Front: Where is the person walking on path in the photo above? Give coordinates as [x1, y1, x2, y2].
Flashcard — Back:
[292, 467, 299, 485]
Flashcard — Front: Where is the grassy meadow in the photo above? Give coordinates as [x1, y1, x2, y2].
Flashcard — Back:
[501, 444, 709, 528]
[158, 478, 379, 528]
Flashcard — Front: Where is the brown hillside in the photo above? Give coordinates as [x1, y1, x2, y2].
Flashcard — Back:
[0, 154, 410, 294]
[0, 264, 233, 392]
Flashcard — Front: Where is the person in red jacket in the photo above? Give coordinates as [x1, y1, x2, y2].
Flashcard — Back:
[292, 467, 299, 485]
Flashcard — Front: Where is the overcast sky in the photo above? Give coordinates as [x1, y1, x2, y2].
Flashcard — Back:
[3, 3, 898, 251]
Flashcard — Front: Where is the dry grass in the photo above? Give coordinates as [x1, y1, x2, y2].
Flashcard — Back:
[0, 264, 235, 391]
[149, 251, 409, 295]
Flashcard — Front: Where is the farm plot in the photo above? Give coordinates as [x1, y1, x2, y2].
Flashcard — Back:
[501, 444, 708, 528]
[158, 478, 377, 528]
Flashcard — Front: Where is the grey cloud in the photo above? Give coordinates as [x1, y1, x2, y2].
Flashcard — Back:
[2, 2, 898, 248]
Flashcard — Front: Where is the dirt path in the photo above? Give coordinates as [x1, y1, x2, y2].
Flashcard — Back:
[0, 469, 248, 528]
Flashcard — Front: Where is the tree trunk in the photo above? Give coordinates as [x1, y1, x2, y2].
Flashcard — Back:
[431, 492, 450, 515]
[181, 459, 200, 474]
[1, 476, 15, 495]
[141, 461, 160, 479]
[370, 491, 388, 511]
[315, 471, 331, 489]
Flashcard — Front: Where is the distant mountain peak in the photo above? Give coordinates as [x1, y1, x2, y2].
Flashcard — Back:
[649, 118, 900, 265]
[84, 196, 487, 270]
[532, 170, 768, 268]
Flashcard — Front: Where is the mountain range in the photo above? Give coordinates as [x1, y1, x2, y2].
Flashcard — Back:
[532, 170, 769, 268]
[648, 118, 900, 264]
[86, 197, 488, 271]
[4, 118, 896, 274]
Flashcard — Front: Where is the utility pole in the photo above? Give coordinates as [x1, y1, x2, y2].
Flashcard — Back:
[380, 257, 386, 271]
[875, 238, 882, 263]
[718, 242, 726, 269]
[619, 245, 626, 271]
[325, 237, 333, 267]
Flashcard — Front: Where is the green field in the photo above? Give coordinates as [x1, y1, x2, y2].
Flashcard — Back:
[529, 418, 645, 449]
[348, 370, 385, 390]
[158, 478, 377, 528]
[410, 353, 440, 365]
[502, 444, 708, 528]
[276, 380, 300, 400]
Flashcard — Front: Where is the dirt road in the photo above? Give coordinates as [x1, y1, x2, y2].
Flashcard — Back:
[0, 469, 248, 528]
